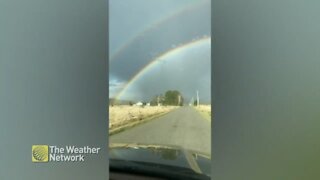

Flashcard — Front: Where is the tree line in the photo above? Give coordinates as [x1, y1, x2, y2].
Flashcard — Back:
[150, 90, 184, 106]
[110, 90, 184, 106]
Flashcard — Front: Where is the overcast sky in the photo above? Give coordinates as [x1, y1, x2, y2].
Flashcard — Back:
[109, 0, 211, 104]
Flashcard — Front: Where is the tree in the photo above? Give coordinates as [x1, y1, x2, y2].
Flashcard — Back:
[150, 95, 158, 106]
[150, 94, 164, 106]
[109, 98, 115, 106]
[163, 90, 184, 106]
[150, 91, 184, 106]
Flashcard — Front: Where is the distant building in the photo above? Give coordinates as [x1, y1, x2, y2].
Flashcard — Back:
[135, 101, 143, 106]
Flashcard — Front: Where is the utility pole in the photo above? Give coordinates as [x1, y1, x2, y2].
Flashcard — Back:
[196, 90, 199, 107]
[178, 95, 181, 106]
[157, 95, 160, 106]
[189, 97, 194, 106]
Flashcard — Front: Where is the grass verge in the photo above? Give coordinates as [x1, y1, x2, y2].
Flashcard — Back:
[109, 110, 174, 136]
[193, 106, 211, 122]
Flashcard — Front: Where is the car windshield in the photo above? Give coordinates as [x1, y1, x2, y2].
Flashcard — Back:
[109, 0, 211, 178]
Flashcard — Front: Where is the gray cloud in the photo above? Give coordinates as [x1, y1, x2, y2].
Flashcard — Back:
[109, 0, 211, 103]
[110, 0, 210, 81]
[118, 39, 211, 103]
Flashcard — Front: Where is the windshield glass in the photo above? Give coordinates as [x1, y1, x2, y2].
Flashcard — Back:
[109, 0, 211, 177]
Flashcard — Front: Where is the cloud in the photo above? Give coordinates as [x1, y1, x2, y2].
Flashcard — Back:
[118, 39, 211, 103]
[109, 79, 126, 98]
[109, 0, 211, 103]
[109, 0, 210, 81]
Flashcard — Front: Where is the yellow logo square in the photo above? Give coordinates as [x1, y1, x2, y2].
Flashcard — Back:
[32, 145, 49, 162]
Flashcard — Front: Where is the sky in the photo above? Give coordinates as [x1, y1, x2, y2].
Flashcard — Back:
[109, 0, 211, 104]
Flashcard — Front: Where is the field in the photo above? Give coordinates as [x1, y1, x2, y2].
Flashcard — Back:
[109, 105, 178, 131]
[194, 105, 212, 121]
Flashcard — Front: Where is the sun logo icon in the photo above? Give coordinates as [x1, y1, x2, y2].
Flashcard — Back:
[32, 145, 49, 162]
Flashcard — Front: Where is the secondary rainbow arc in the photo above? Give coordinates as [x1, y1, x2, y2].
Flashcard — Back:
[115, 37, 211, 100]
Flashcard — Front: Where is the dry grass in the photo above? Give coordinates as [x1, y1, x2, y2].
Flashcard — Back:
[109, 105, 178, 129]
[195, 105, 212, 120]
[196, 105, 211, 113]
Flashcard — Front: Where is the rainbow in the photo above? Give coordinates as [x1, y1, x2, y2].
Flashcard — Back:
[109, 0, 210, 61]
[115, 37, 211, 100]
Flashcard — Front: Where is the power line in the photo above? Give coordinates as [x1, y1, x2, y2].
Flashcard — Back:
[197, 90, 199, 107]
